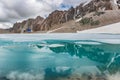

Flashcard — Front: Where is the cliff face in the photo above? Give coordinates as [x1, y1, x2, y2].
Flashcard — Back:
[10, 0, 120, 33]
[38, 7, 75, 31]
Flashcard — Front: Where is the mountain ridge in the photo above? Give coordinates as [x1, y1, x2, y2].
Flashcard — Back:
[1, 0, 120, 33]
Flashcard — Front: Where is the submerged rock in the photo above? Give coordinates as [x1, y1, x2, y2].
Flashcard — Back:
[0, 77, 9, 80]
[44, 67, 72, 80]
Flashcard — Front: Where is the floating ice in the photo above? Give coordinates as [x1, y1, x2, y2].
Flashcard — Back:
[75, 41, 101, 45]
[0, 33, 120, 43]
[48, 44, 64, 48]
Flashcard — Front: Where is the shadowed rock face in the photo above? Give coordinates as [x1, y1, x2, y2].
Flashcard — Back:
[8, 0, 120, 33]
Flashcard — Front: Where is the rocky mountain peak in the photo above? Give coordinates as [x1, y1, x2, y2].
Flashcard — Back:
[36, 16, 44, 21]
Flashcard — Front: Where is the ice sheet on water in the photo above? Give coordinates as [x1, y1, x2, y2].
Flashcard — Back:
[0, 33, 120, 43]
[91, 39, 120, 44]
[36, 44, 64, 48]
[75, 41, 102, 45]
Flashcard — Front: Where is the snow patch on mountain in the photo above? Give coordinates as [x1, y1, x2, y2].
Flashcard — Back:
[113, 0, 118, 5]
[83, 0, 92, 7]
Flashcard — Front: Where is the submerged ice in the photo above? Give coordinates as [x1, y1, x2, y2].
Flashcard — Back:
[0, 37, 120, 80]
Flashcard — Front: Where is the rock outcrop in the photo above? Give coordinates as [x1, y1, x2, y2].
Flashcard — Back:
[11, 16, 44, 33]
[38, 7, 76, 31]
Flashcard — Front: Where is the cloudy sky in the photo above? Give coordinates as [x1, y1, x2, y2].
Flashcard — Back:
[0, 0, 87, 29]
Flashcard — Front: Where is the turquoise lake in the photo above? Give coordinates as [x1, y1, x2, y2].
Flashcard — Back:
[0, 34, 120, 80]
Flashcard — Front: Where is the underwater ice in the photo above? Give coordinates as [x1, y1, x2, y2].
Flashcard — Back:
[0, 34, 120, 80]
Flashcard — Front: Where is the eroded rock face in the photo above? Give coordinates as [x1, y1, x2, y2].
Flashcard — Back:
[11, 16, 44, 33]
[39, 10, 66, 31]
[10, 0, 120, 33]
[38, 8, 76, 31]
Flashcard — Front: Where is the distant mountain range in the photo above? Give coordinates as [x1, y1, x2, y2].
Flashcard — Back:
[1, 0, 120, 33]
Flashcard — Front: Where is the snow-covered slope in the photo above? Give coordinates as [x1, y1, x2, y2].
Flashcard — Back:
[77, 22, 120, 33]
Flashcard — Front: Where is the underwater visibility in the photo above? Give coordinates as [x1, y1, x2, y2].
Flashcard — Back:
[0, 34, 120, 80]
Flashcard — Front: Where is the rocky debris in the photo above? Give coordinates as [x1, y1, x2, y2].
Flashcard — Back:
[56, 73, 107, 80]
[0, 73, 108, 80]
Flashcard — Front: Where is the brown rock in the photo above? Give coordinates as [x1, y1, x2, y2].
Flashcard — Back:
[11, 16, 44, 33]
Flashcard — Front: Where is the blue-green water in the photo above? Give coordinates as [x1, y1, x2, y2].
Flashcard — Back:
[0, 34, 120, 80]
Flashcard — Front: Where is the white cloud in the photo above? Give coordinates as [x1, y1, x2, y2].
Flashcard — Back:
[0, 22, 12, 29]
[0, 0, 85, 29]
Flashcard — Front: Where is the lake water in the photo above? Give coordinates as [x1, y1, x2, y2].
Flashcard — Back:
[0, 34, 120, 80]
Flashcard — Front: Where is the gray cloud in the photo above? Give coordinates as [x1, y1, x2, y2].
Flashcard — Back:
[0, 0, 85, 29]
[62, 0, 87, 7]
